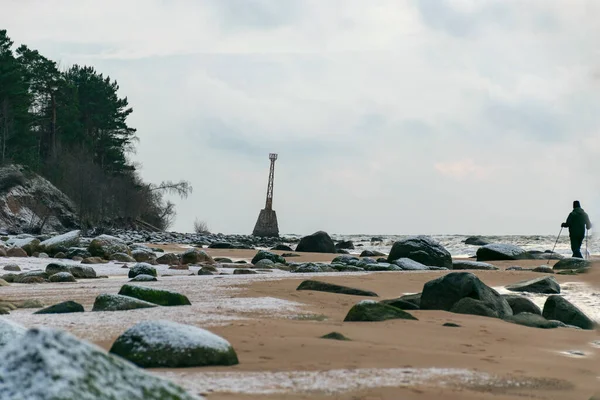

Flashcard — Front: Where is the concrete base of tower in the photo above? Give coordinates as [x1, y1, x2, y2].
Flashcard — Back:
[252, 209, 279, 237]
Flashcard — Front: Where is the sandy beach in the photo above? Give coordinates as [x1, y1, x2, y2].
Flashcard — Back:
[1, 245, 599, 400]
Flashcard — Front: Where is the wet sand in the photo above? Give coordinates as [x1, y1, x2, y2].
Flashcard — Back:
[1, 251, 599, 399]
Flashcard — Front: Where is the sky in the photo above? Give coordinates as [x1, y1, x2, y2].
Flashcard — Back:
[2, 0, 600, 235]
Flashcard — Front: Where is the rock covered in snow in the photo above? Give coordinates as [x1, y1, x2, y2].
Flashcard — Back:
[88, 235, 130, 259]
[109, 320, 239, 368]
[128, 263, 157, 278]
[0, 327, 202, 400]
[38, 230, 80, 255]
[92, 294, 157, 312]
[129, 274, 157, 282]
[181, 248, 214, 265]
[6, 236, 39, 255]
[0, 318, 26, 347]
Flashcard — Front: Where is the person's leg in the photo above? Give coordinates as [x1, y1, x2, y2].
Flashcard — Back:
[571, 235, 584, 258]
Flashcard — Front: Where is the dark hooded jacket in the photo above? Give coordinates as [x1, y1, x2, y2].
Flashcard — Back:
[563, 207, 592, 238]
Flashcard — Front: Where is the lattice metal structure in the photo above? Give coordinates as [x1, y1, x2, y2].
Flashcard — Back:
[252, 153, 279, 237]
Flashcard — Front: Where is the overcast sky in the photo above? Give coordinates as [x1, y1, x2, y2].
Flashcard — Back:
[2, 0, 600, 235]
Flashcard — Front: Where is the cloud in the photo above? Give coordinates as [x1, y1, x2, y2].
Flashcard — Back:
[434, 159, 490, 180]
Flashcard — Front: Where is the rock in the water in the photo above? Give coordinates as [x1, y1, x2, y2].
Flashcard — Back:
[297, 280, 378, 297]
[3, 264, 20, 272]
[130, 274, 158, 282]
[505, 276, 560, 294]
[88, 235, 130, 259]
[6, 247, 27, 258]
[553, 258, 590, 270]
[391, 258, 430, 271]
[452, 260, 499, 271]
[295, 231, 336, 253]
[420, 272, 512, 318]
[128, 263, 157, 278]
[181, 248, 214, 265]
[109, 320, 238, 368]
[70, 265, 97, 279]
[49, 272, 76, 283]
[387, 236, 452, 268]
[81, 257, 106, 264]
[542, 295, 595, 330]
[0, 327, 202, 400]
[118, 284, 191, 306]
[476, 244, 533, 261]
[344, 300, 418, 322]
[0, 318, 26, 347]
[379, 298, 420, 310]
[504, 312, 569, 329]
[38, 230, 80, 255]
[34, 300, 84, 314]
[464, 236, 490, 246]
[92, 294, 157, 312]
[233, 268, 256, 275]
[450, 297, 501, 318]
[156, 252, 180, 265]
[251, 250, 286, 265]
[335, 240, 355, 250]
[320, 332, 350, 341]
[502, 294, 542, 315]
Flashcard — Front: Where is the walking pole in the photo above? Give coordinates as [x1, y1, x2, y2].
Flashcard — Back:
[547, 227, 563, 265]
[585, 229, 588, 260]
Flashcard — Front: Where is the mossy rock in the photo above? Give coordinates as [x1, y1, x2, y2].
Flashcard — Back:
[109, 320, 238, 368]
[34, 300, 84, 314]
[46, 262, 70, 276]
[297, 280, 377, 297]
[128, 263, 157, 278]
[49, 272, 76, 283]
[92, 294, 158, 312]
[88, 235, 130, 259]
[110, 252, 137, 262]
[118, 284, 191, 306]
[320, 332, 351, 341]
[344, 300, 418, 322]
[251, 250, 286, 265]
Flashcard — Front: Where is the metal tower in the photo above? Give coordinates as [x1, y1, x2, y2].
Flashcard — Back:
[252, 153, 280, 237]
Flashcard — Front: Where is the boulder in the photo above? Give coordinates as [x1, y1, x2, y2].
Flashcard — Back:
[452, 260, 499, 271]
[505, 276, 560, 294]
[553, 258, 590, 271]
[504, 312, 569, 329]
[343, 300, 418, 322]
[293, 264, 324, 273]
[320, 332, 351, 341]
[251, 250, 285, 265]
[110, 252, 136, 262]
[38, 230, 80, 255]
[330, 264, 365, 272]
[254, 259, 275, 269]
[81, 257, 106, 264]
[6, 247, 27, 258]
[531, 265, 554, 274]
[271, 244, 293, 251]
[0, 327, 202, 400]
[156, 253, 180, 265]
[45, 262, 70, 275]
[213, 257, 233, 263]
[118, 284, 191, 306]
[66, 247, 92, 259]
[181, 248, 214, 265]
[109, 320, 238, 368]
[542, 295, 595, 330]
[464, 236, 490, 246]
[379, 298, 420, 310]
[0, 318, 26, 347]
[391, 258, 430, 271]
[3, 264, 20, 272]
[332, 255, 359, 264]
[420, 272, 512, 318]
[502, 294, 542, 315]
[6, 237, 40, 255]
[130, 274, 158, 282]
[335, 240, 355, 250]
[398, 293, 421, 308]
[128, 263, 157, 278]
[49, 272, 76, 283]
[233, 268, 256, 275]
[360, 250, 386, 257]
[88, 235, 130, 259]
[69, 265, 97, 279]
[198, 268, 215, 276]
[476, 244, 533, 261]
[296, 280, 378, 297]
[208, 242, 234, 249]
[132, 248, 157, 263]
[450, 297, 502, 318]
[363, 263, 402, 272]
[387, 236, 452, 268]
[34, 300, 84, 314]
[92, 294, 157, 312]
[295, 231, 336, 253]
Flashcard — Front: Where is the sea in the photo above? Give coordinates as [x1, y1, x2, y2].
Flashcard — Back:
[283, 234, 599, 258]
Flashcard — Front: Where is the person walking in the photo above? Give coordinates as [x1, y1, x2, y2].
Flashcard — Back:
[561, 200, 592, 258]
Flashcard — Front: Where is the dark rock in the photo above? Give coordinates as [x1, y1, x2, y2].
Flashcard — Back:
[109, 320, 238, 368]
[542, 295, 595, 330]
[359, 250, 386, 257]
[452, 260, 499, 271]
[450, 297, 501, 318]
[335, 240, 355, 250]
[531, 265, 554, 274]
[118, 284, 191, 306]
[271, 244, 293, 251]
[330, 264, 365, 272]
[443, 322, 461, 327]
[506, 266, 527, 271]
[295, 231, 336, 253]
[198, 268, 215, 276]
[70, 265, 97, 279]
[92, 293, 157, 311]
[331, 255, 359, 264]
[476, 244, 533, 261]
[81, 257, 106, 264]
[213, 257, 233, 263]
[181, 248, 214, 264]
[49, 272, 76, 283]
[131, 249, 157, 263]
[399, 293, 421, 308]
[34, 300, 84, 314]
[320, 332, 350, 341]
[251, 250, 286, 265]
[294, 264, 324, 273]
[233, 268, 257, 275]
[208, 242, 234, 249]
[363, 263, 402, 272]
[3, 264, 20, 272]
[128, 263, 157, 278]
[336, 249, 349, 254]
[420, 272, 512, 318]
[110, 252, 137, 262]
[343, 300, 418, 322]
[130, 274, 158, 282]
[88, 235, 130, 259]
[391, 258, 430, 271]
[380, 298, 420, 310]
[504, 312, 569, 329]
[553, 258, 590, 271]
[66, 247, 92, 259]
[505, 276, 560, 294]
[502, 294, 542, 315]
[45, 262, 70, 275]
[387, 236, 452, 268]
[156, 253, 180, 265]
[297, 280, 378, 297]
[464, 236, 489, 246]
